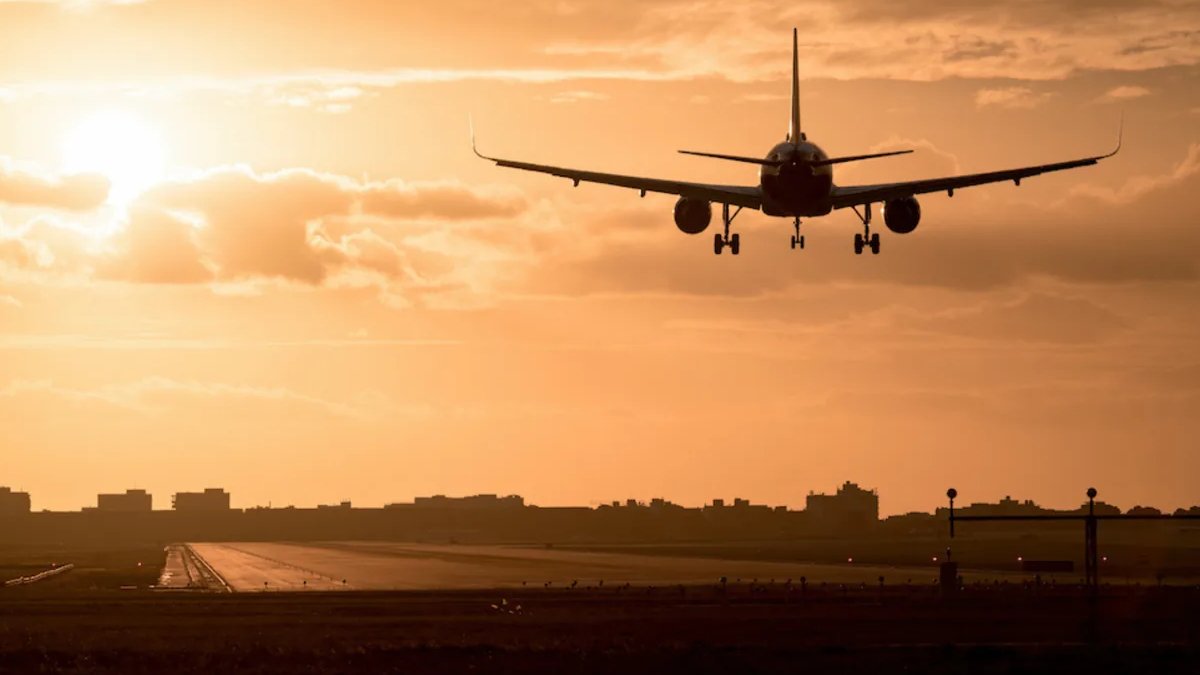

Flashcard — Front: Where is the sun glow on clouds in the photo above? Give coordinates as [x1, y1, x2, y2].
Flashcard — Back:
[60, 109, 167, 207]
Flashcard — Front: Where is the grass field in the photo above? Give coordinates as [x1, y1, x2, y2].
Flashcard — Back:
[0, 587, 1196, 674]
[2, 541, 1197, 673]
[0, 544, 164, 592]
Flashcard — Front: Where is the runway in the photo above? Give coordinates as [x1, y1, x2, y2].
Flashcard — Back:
[186, 541, 1017, 592]
[186, 543, 346, 591]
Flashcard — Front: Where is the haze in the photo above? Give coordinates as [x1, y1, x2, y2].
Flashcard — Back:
[1, 0, 1198, 514]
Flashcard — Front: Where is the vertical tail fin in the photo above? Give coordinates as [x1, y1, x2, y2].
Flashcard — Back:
[788, 27, 802, 143]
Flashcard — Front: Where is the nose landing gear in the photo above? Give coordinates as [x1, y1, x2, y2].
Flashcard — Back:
[713, 203, 743, 255]
[851, 203, 881, 255]
[790, 217, 805, 250]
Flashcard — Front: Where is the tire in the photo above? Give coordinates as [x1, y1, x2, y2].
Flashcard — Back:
[714, 233, 723, 255]
[730, 233, 740, 255]
[870, 233, 881, 255]
[854, 233, 864, 255]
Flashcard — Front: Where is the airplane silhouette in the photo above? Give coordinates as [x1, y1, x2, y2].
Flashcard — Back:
[474, 28, 1121, 256]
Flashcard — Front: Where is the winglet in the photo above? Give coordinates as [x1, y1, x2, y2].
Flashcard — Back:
[469, 115, 481, 158]
[1103, 113, 1124, 159]
[470, 115, 496, 161]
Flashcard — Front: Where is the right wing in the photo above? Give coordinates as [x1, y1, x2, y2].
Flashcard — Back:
[831, 126, 1122, 209]
[473, 133, 762, 210]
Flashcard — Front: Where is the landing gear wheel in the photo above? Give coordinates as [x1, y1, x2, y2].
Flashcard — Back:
[854, 233, 865, 255]
[790, 218, 805, 252]
[869, 233, 880, 255]
[713, 203, 743, 257]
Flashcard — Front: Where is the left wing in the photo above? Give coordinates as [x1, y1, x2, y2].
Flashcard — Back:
[473, 133, 762, 210]
[830, 128, 1121, 210]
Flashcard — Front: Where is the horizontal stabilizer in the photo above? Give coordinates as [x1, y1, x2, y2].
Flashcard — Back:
[810, 149, 913, 167]
[678, 150, 785, 167]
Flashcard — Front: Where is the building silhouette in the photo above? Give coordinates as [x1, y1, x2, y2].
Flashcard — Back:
[172, 488, 231, 512]
[395, 494, 525, 510]
[954, 495, 1046, 517]
[94, 489, 152, 513]
[0, 487, 31, 515]
[806, 481, 879, 532]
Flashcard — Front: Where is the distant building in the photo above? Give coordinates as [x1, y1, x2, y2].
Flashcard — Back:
[96, 489, 152, 513]
[806, 481, 879, 531]
[1074, 500, 1121, 517]
[389, 494, 525, 510]
[0, 487, 31, 515]
[934, 495, 1048, 521]
[318, 501, 353, 510]
[172, 488, 231, 512]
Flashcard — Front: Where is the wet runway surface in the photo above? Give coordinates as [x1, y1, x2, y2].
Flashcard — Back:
[188, 541, 1022, 592]
[187, 543, 347, 591]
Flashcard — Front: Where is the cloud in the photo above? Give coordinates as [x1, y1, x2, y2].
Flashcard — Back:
[359, 179, 525, 220]
[136, 167, 354, 284]
[537, 1, 1200, 82]
[975, 86, 1053, 109]
[0, 0, 147, 6]
[906, 292, 1129, 344]
[8, 132, 1200, 306]
[1097, 85, 1152, 103]
[0, 159, 109, 210]
[1066, 142, 1200, 204]
[0, 377, 388, 419]
[98, 205, 212, 284]
[519, 140, 1200, 296]
[546, 90, 610, 104]
[0, 3, 1195, 96]
[100, 167, 524, 285]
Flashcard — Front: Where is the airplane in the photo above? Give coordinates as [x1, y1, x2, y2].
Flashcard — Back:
[473, 28, 1121, 256]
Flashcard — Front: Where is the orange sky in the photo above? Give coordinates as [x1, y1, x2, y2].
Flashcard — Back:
[2, 0, 1199, 514]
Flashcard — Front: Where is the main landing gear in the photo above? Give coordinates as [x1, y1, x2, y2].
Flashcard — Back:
[713, 203, 742, 255]
[791, 217, 805, 250]
[852, 203, 881, 255]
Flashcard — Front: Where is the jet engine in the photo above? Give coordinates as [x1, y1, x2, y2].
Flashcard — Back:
[883, 196, 921, 234]
[673, 197, 712, 234]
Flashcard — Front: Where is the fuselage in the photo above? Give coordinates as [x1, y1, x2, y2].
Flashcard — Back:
[758, 139, 834, 218]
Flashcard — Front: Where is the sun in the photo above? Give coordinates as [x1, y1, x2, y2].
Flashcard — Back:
[61, 109, 167, 207]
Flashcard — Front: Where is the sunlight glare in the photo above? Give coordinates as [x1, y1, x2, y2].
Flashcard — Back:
[61, 109, 167, 206]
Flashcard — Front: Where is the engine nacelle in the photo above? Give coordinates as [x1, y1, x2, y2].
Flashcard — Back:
[883, 196, 921, 234]
[673, 197, 712, 235]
